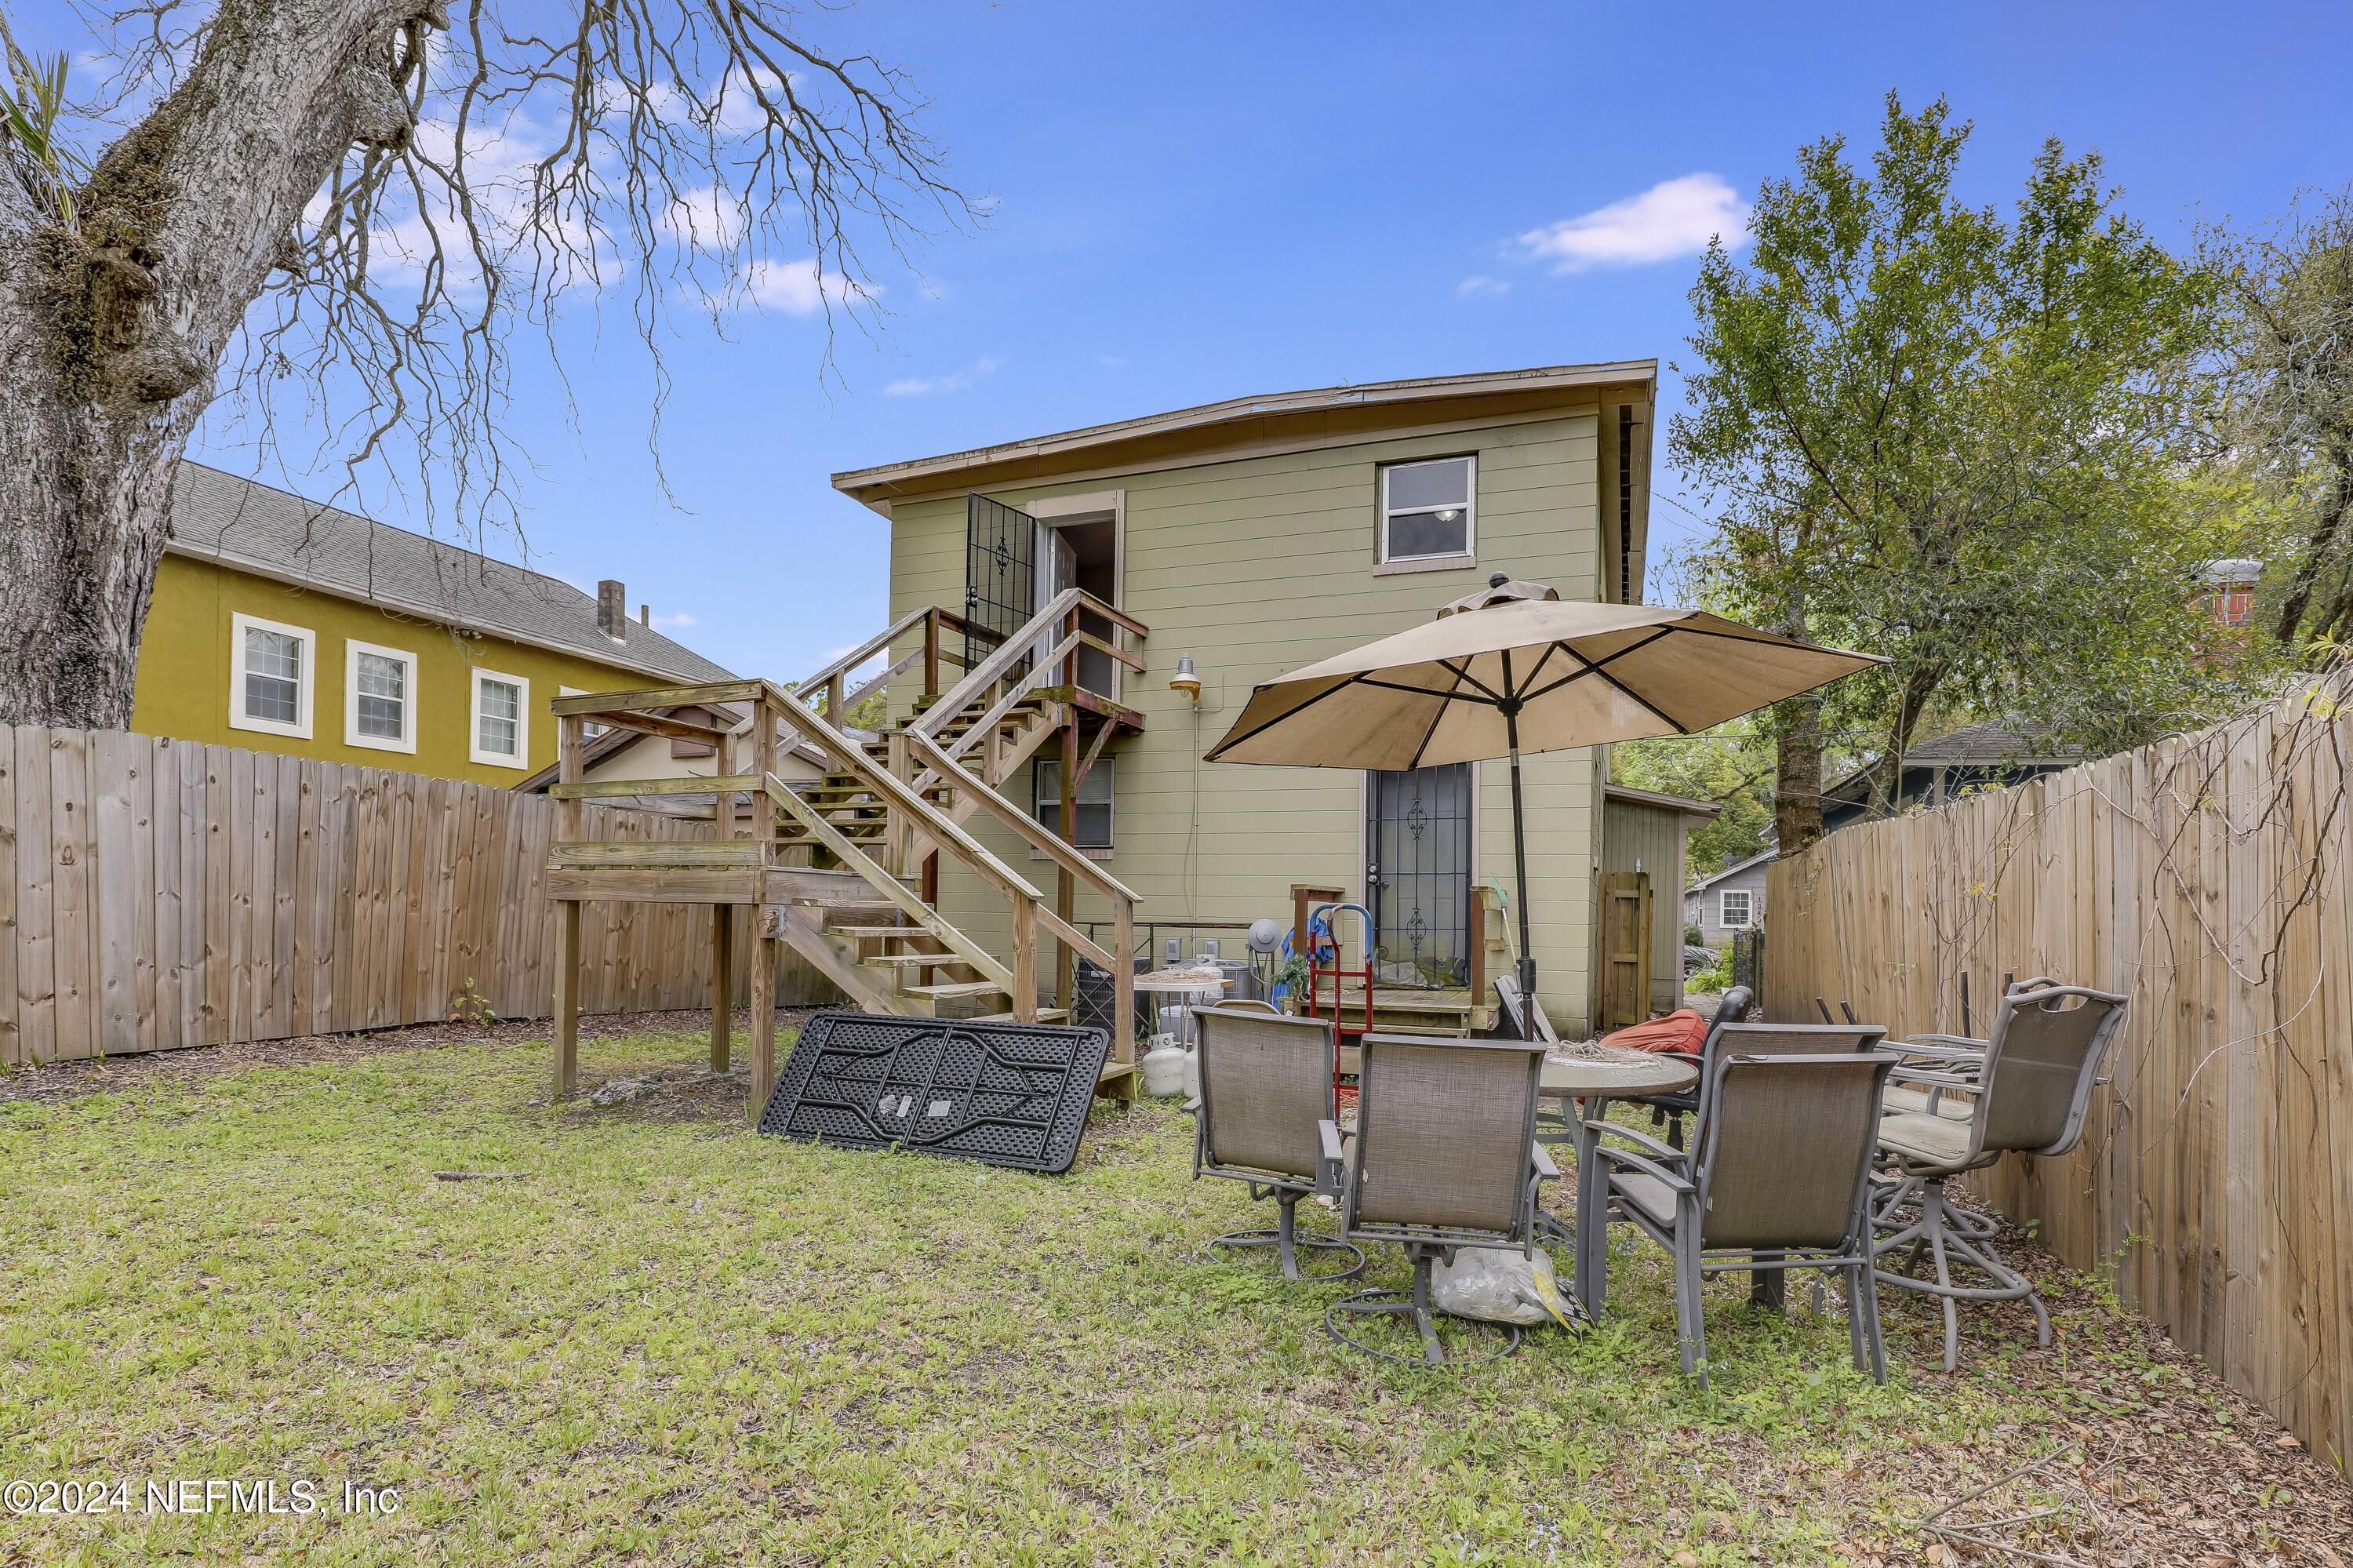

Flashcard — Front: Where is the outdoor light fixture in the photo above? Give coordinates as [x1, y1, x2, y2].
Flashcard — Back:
[1170, 653, 1202, 703]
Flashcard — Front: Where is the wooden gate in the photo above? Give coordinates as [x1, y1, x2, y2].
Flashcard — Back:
[1597, 871, 1653, 1031]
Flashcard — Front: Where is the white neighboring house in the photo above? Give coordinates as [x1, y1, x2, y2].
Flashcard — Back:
[1686, 849, 1773, 950]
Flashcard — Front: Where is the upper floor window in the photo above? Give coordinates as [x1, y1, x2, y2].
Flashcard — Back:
[1380, 456, 1475, 563]
[1719, 889, 1753, 930]
[346, 641, 418, 753]
[1035, 755, 1114, 849]
[229, 613, 315, 740]
[471, 668, 530, 769]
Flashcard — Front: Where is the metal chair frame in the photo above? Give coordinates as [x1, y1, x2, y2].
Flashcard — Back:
[1323, 1033, 1556, 1367]
[1871, 977, 2129, 1370]
[1190, 1006, 1364, 1282]
[1580, 1051, 1901, 1386]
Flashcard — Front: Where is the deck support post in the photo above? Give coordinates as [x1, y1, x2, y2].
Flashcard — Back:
[554, 712, 586, 1101]
[554, 899, 581, 1101]
[749, 907, 776, 1122]
[749, 693, 780, 1122]
[1112, 897, 1136, 1063]
[1013, 896, 1039, 1024]
[710, 904, 733, 1071]
[1057, 710, 1078, 1015]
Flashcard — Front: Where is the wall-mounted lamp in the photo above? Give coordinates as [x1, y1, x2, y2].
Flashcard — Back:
[1169, 653, 1202, 704]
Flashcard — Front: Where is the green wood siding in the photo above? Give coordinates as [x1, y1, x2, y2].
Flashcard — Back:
[1601, 795, 1690, 1017]
[885, 414, 1613, 1032]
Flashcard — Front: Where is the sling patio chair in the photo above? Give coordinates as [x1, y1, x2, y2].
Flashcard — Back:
[1578, 1050, 1900, 1385]
[1873, 978, 2129, 1370]
[1189, 1004, 1364, 1282]
[1324, 1033, 1556, 1366]
[1594, 1013, 1888, 1311]
[1621, 1000, 1888, 1151]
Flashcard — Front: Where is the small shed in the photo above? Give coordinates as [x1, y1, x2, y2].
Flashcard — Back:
[1686, 849, 1773, 950]
[1600, 784, 1722, 1017]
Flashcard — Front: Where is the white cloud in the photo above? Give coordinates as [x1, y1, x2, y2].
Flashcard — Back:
[660, 186, 739, 250]
[1514, 173, 1749, 274]
[738, 257, 870, 315]
[885, 355, 1001, 397]
[651, 612, 696, 631]
[1457, 275, 1511, 299]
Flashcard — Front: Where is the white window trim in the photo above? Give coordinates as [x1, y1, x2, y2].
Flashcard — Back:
[344, 639, 420, 754]
[469, 666, 531, 769]
[228, 612, 316, 740]
[1378, 454, 1478, 566]
[1719, 889, 1753, 930]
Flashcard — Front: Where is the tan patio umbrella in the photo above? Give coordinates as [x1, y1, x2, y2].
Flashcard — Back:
[1204, 575, 1886, 1036]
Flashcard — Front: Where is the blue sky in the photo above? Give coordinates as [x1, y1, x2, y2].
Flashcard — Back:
[187, 0, 2353, 681]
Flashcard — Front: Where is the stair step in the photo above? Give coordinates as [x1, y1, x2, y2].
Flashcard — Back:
[861, 953, 971, 966]
[972, 1009, 1071, 1024]
[821, 911, 904, 933]
[900, 980, 1007, 1000]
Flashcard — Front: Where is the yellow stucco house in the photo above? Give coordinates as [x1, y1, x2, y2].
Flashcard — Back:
[830, 362, 1683, 1036]
[133, 464, 736, 786]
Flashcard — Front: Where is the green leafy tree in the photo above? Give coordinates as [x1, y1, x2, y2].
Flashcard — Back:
[1671, 93, 2233, 851]
[2198, 191, 2353, 654]
[1610, 730, 1775, 871]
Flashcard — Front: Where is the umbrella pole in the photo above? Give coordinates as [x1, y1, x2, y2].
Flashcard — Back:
[1506, 708, 1537, 1042]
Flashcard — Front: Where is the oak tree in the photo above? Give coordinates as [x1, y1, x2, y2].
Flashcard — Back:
[0, 0, 972, 727]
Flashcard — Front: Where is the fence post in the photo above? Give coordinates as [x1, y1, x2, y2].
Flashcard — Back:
[552, 712, 585, 1101]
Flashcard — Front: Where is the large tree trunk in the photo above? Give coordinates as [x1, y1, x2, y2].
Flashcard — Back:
[1772, 693, 1825, 855]
[0, 0, 419, 727]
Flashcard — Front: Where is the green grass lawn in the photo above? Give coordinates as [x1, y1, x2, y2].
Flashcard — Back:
[0, 1027, 2331, 1566]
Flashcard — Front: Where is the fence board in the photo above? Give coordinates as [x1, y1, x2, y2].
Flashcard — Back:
[1766, 693, 2353, 1466]
[0, 728, 15, 1066]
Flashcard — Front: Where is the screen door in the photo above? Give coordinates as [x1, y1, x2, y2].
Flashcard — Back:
[1365, 763, 1473, 988]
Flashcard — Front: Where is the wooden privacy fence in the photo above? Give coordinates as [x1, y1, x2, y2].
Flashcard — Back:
[0, 725, 831, 1066]
[1767, 690, 2353, 1465]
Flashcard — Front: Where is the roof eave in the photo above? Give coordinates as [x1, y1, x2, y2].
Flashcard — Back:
[830, 360, 1658, 510]
[166, 537, 734, 689]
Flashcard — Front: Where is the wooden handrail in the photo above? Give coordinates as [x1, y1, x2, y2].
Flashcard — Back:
[762, 775, 1016, 991]
[913, 588, 1083, 738]
[766, 694, 1045, 905]
[944, 634, 1084, 763]
[903, 729, 1141, 908]
[795, 605, 936, 695]
[911, 588, 1149, 741]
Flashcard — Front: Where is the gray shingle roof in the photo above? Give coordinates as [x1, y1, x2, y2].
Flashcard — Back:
[1900, 720, 2078, 766]
[168, 462, 735, 685]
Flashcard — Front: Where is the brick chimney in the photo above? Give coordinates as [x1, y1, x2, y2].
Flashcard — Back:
[598, 580, 627, 641]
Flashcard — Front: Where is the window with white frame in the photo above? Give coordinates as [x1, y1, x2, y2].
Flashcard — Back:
[1380, 455, 1475, 563]
[470, 668, 529, 768]
[1718, 889, 1753, 930]
[229, 613, 316, 739]
[1034, 755, 1113, 849]
[344, 640, 418, 752]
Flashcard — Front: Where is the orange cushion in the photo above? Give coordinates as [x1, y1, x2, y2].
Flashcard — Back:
[1598, 1008, 1708, 1056]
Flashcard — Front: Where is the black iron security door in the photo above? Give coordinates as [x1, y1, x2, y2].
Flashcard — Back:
[1366, 763, 1473, 988]
[965, 492, 1036, 675]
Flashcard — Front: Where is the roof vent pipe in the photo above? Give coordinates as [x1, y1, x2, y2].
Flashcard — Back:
[598, 580, 627, 641]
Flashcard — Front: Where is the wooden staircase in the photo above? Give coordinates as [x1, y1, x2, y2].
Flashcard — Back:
[541, 592, 1148, 1116]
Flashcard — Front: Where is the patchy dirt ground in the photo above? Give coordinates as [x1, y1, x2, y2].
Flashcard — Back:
[2, 1021, 2347, 1564]
[0, 1007, 823, 1108]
